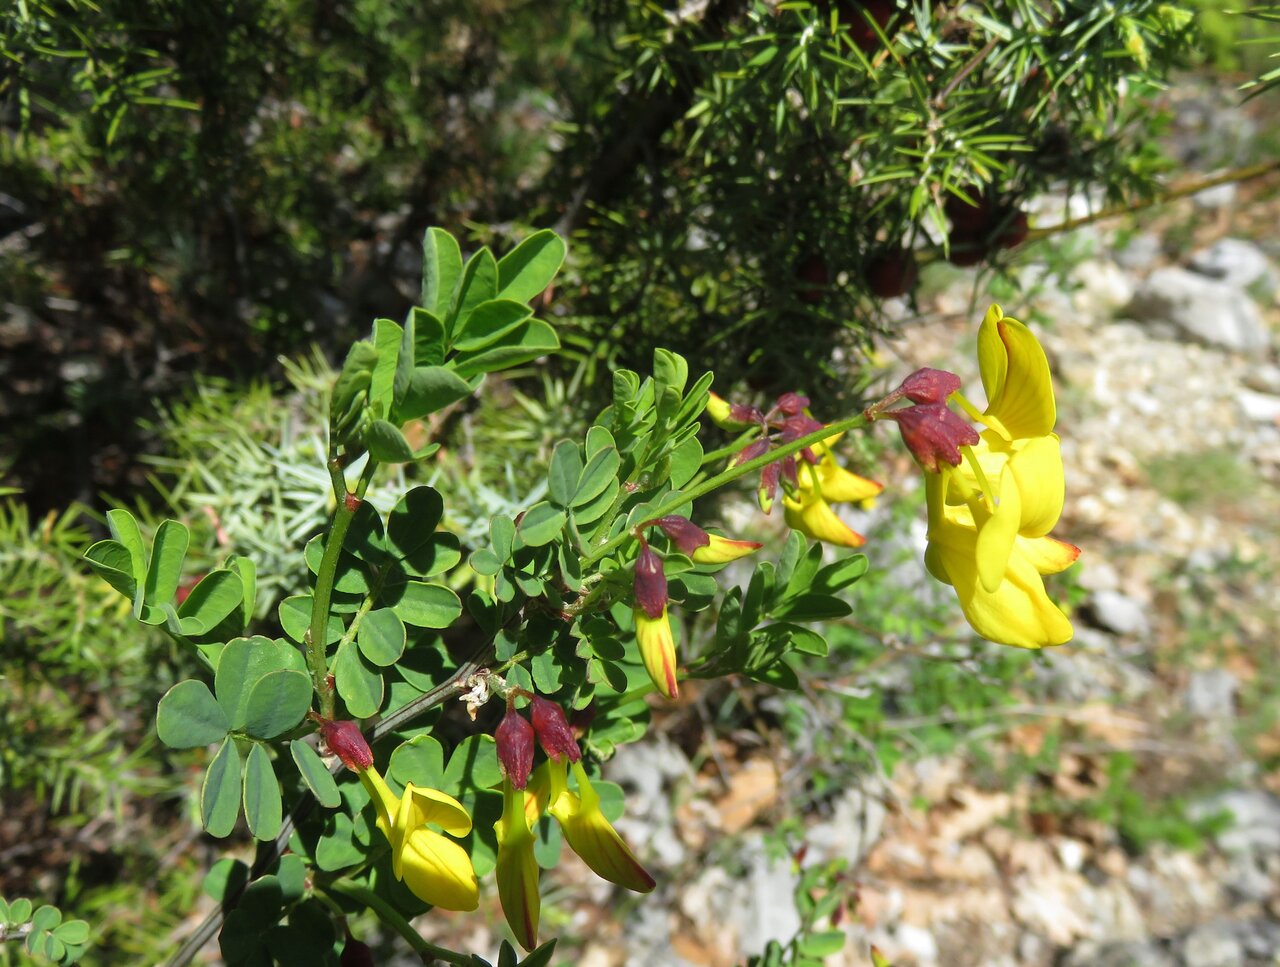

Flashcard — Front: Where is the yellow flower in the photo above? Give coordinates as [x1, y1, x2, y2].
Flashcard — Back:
[358, 767, 479, 912]
[781, 439, 883, 548]
[493, 777, 542, 950]
[544, 759, 655, 895]
[919, 305, 1079, 648]
[635, 606, 679, 699]
[924, 469, 1079, 648]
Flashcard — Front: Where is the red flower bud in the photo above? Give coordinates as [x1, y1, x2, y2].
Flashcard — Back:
[885, 403, 980, 473]
[731, 438, 771, 468]
[495, 706, 535, 789]
[898, 368, 962, 405]
[528, 695, 581, 763]
[653, 515, 711, 557]
[759, 460, 782, 513]
[633, 542, 668, 619]
[775, 392, 810, 416]
[318, 718, 373, 771]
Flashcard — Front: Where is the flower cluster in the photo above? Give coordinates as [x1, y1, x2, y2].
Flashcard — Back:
[493, 695, 655, 950]
[868, 305, 1080, 648]
[631, 516, 762, 699]
[317, 717, 480, 911]
[708, 391, 883, 548]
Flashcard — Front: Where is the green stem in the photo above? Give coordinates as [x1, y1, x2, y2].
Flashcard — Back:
[324, 879, 472, 965]
[580, 412, 868, 567]
[308, 455, 379, 719]
[700, 426, 761, 466]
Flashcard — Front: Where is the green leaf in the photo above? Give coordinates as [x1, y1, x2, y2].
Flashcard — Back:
[516, 501, 565, 547]
[771, 594, 852, 621]
[364, 419, 415, 462]
[226, 555, 257, 629]
[290, 740, 341, 808]
[444, 734, 502, 791]
[453, 299, 534, 352]
[387, 486, 451, 569]
[388, 735, 447, 791]
[571, 477, 620, 526]
[344, 502, 388, 563]
[368, 318, 403, 417]
[530, 649, 562, 693]
[469, 548, 502, 576]
[215, 637, 305, 731]
[496, 229, 566, 303]
[452, 319, 560, 379]
[548, 440, 583, 507]
[422, 227, 463, 318]
[315, 812, 367, 871]
[357, 608, 406, 666]
[279, 596, 343, 646]
[330, 341, 379, 434]
[490, 515, 516, 562]
[8, 898, 33, 925]
[84, 539, 137, 600]
[653, 348, 689, 396]
[157, 680, 229, 748]
[243, 743, 283, 841]
[384, 580, 462, 628]
[518, 939, 559, 967]
[449, 247, 498, 337]
[797, 930, 846, 957]
[812, 554, 870, 594]
[177, 569, 244, 636]
[204, 858, 249, 904]
[393, 365, 475, 422]
[141, 519, 189, 621]
[106, 508, 147, 583]
[53, 920, 90, 946]
[201, 736, 242, 837]
[334, 643, 383, 718]
[668, 436, 703, 489]
[573, 446, 620, 507]
[30, 905, 60, 932]
[409, 306, 447, 367]
[243, 670, 312, 739]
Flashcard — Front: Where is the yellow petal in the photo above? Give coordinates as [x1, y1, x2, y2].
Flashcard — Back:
[815, 456, 884, 504]
[972, 467, 1022, 594]
[401, 783, 473, 838]
[691, 534, 763, 565]
[1005, 434, 1064, 538]
[550, 762, 655, 894]
[635, 608, 679, 699]
[977, 306, 1056, 440]
[929, 523, 1074, 649]
[399, 827, 480, 911]
[782, 488, 866, 548]
[1016, 534, 1081, 575]
[494, 780, 541, 951]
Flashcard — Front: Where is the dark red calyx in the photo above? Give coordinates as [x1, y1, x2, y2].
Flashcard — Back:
[654, 515, 711, 557]
[529, 695, 581, 763]
[633, 542, 668, 619]
[775, 392, 811, 416]
[898, 368, 962, 405]
[495, 706, 535, 789]
[731, 438, 772, 468]
[318, 718, 373, 771]
[886, 403, 980, 473]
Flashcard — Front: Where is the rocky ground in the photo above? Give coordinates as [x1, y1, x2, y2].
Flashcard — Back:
[414, 88, 1280, 967]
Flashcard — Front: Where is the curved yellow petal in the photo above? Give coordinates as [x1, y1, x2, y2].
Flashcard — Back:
[783, 488, 867, 548]
[1016, 534, 1081, 575]
[635, 607, 679, 699]
[972, 467, 1022, 594]
[358, 767, 400, 842]
[978, 306, 1056, 440]
[401, 783, 473, 838]
[494, 780, 541, 951]
[549, 762, 655, 894]
[1005, 433, 1064, 538]
[399, 827, 480, 911]
[691, 534, 763, 565]
[815, 456, 884, 504]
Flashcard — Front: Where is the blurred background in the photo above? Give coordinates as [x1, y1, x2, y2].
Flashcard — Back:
[2, 1, 1278, 964]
